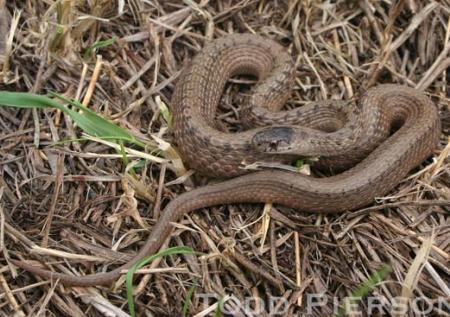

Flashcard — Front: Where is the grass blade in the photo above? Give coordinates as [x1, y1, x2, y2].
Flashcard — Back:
[126, 246, 195, 317]
[335, 265, 392, 317]
[182, 282, 198, 317]
[84, 37, 117, 59]
[0, 91, 145, 147]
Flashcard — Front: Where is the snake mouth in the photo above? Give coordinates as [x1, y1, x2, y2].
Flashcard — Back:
[252, 127, 294, 153]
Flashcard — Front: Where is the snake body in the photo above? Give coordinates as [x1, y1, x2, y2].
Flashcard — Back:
[12, 34, 441, 286]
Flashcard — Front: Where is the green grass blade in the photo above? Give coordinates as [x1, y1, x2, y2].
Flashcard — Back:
[295, 159, 305, 169]
[352, 265, 392, 298]
[156, 96, 173, 127]
[50, 92, 145, 147]
[0, 91, 67, 111]
[335, 265, 392, 317]
[0, 91, 146, 147]
[215, 297, 225, 317]
[84, 37, 117, 59]
[182, 282, 197, 317]
[126, 246, 195, 317]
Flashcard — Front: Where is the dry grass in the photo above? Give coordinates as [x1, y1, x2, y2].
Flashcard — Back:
[0, 0, 449, 316]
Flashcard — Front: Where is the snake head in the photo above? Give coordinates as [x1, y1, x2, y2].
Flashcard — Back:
[252, 127, 294, 153]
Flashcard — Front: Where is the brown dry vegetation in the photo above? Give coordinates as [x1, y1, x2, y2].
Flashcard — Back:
[0, 0, 449, 316]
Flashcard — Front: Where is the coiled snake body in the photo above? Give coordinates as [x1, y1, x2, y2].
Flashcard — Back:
[12, 34, 441, 285]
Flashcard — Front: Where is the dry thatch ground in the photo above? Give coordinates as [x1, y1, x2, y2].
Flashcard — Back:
[0, 0, 449, 316]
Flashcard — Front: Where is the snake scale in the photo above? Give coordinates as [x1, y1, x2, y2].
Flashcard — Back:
[11, 34, 441, 286]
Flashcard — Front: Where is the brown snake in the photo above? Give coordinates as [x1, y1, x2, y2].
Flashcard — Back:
[12, 34, 441, 286]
